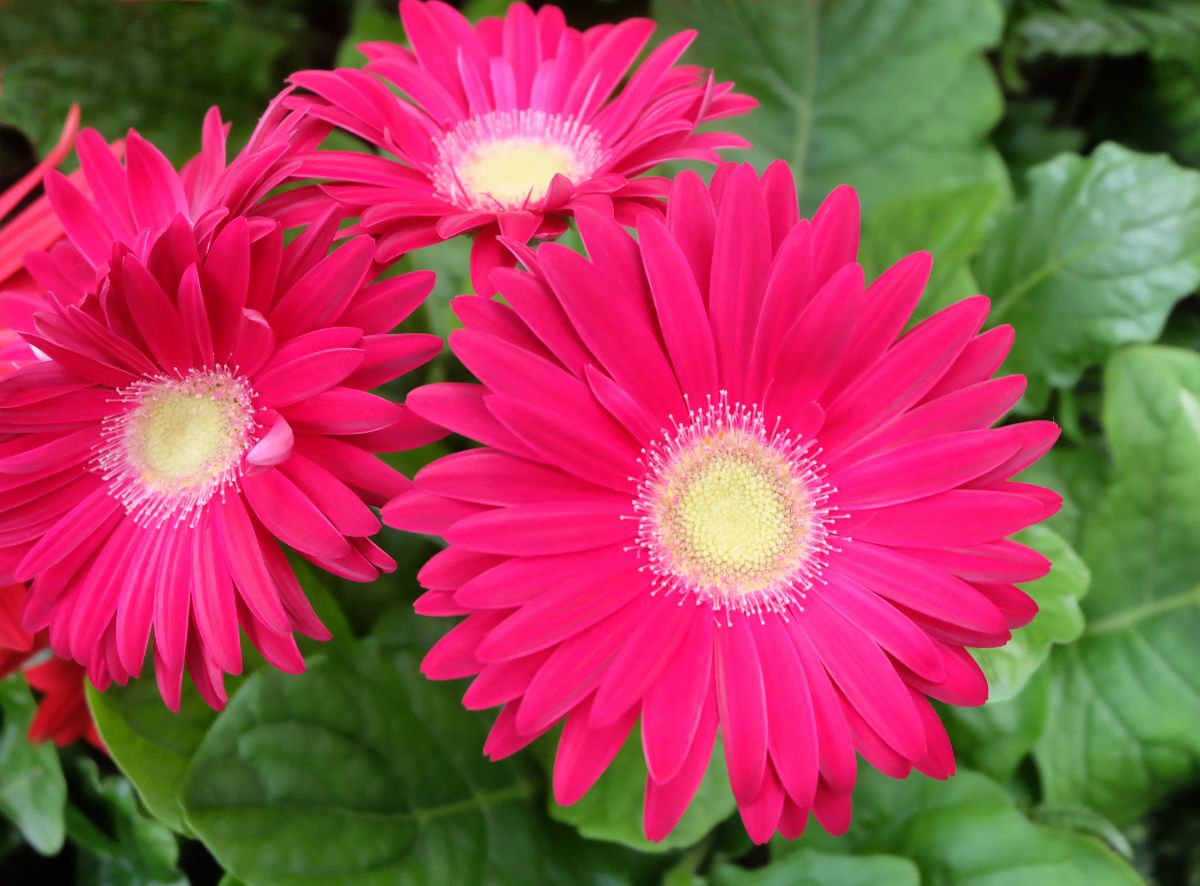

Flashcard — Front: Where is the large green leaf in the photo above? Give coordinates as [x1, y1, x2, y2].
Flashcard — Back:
[0, 0, 305, 161]
[87, 680, 218, 836]
[177, 626, 636, 885]
[1017, 0, 1200, 62]
[709, 849, 918, 886]
[993, 98, 1087, 195]
[653, 0, 1007, 212]
[972, 525, 1088, 703]
[943, 667, 1051, 783]
[67, 757, 185, 886]
[0, 675, 66, 855]
[548, 733, 735, 853]
[974, 144, 1200, 397]
[780, 769, 1140, 884]
[1035, 345, 1200, 824]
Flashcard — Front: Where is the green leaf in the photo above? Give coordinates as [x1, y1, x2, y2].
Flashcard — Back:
[858, 183, 1001, 322]
[1152, 60, 1200, 168]
[942, 666, 1051, 783]
[1020, 442, 1109, 548]
[972, 525, 1088, 702]
[993, 98, 1087, 193]
[178, 631, 634, 885]
[548, 733, 735, 853]
[67, 757, 185, 886]
[0, 676, 66, 855]
[1035, 345, 1200, 824]
[780, 769, 1141, 884]
[653, 0, 1008, 213]
[87, 680, 218, 835]
[974, 143, 1200, 393]
[1017, 0, 1200, 62]
[0, 0, 306, 161]
[709, 849, 919, 886]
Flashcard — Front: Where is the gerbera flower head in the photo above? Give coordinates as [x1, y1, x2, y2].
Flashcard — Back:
[0, 117, 445, 712]
[386, 162, 1061, 843]
[286, 0, 756, 294]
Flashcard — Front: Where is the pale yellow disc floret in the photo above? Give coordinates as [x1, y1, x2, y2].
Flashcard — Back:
[653, 436, 811, 598]
[460, 139, 577, 207]
[97, 369, 257, 526]
[129, 392, 242, 491]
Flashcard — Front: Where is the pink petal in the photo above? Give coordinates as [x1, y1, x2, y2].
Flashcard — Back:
[798, 595, 925, 762]
[242, 470, 351, 560]
[474, 555, 644, 661]
[715, 616, 768, 804]
[641, 603, 713, 783]
[553, 696, 637, 805]
[643, 684, 718, 842]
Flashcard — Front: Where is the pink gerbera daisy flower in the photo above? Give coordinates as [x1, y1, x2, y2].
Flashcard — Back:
[0, 117, 445, 711]
[285, 0, 755, 294]
[385, 162, 1062, 843]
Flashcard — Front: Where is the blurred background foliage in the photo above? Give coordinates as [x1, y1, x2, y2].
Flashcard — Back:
[2, 0, 1200, 883]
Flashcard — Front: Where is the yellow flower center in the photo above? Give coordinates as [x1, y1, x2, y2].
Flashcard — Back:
[461, 140, 579, 209]
[635, 396, 836, 615]
[654, 436, 810, 598]
[97, 368, 256, 526]
[128, 387, 247, 493]
[433, 109, 606, 211]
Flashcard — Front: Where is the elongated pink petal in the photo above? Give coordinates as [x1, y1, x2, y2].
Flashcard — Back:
[715, 616, 768, 804]
[553, 697, 637, 805]
[643, 685, 718, 842]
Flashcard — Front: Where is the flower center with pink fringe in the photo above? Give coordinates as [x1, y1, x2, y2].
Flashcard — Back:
[95, 367, 257, 527]
[432, 109, 607, 211]
[633, 395, 838, 617]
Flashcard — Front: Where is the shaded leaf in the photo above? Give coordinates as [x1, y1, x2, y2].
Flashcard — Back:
[0, 675, 66, 855]
[1036, 345, 1200, 824]
[780, 768, 1140, 884]
[710, 849, 918, 886]
[0, 0, 306, 161]
[1018, 0, 1200, 62]
[975, 144, 1200, 394]
[68, 757, 185, 886]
